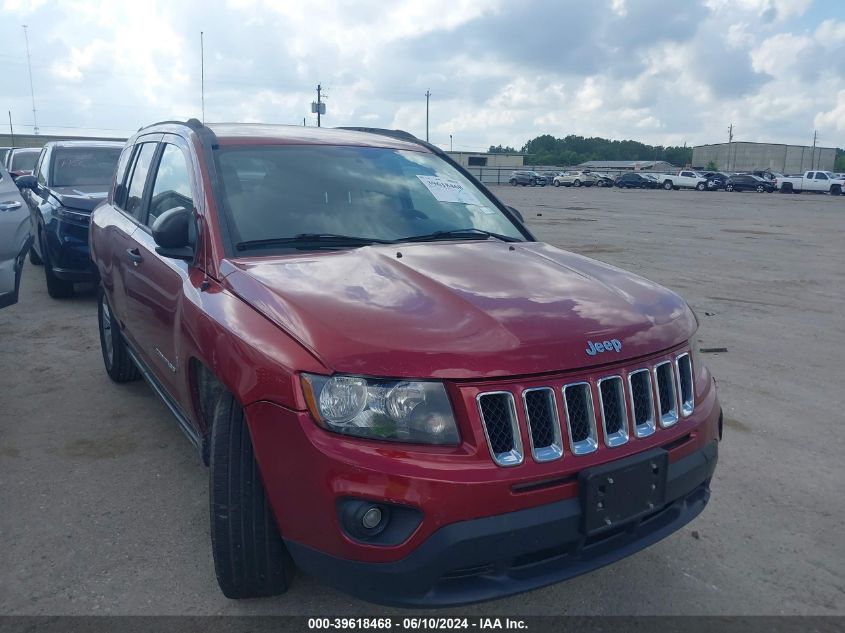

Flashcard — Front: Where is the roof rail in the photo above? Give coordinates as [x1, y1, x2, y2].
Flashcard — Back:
[137, 118, 206, 132]
[336, 127, 418, 143]
[336, 126, 446, 156]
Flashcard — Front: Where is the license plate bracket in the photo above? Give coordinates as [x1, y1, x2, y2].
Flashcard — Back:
[579, 448, 668, 536]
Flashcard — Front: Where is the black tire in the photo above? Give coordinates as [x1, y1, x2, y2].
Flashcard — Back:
[509, 179, 517, 186]
[756, 185, 764, 193]
[726, 184, 734, 192]
[554, 180, 560, 187]
[663, 181, 673, 190]
[780, 183, 792, 194]
[98, 287, 140, 383]
[43, 250, 74, 298]
[573, 179, 581, 187]
[210, 391, 292, 599]
[29, 245, 42, 265]
[696, 182, 706, 191]
[831, 185, 841, 196]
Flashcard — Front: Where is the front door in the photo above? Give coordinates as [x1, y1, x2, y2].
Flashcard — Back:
[121, 138, 198, 413]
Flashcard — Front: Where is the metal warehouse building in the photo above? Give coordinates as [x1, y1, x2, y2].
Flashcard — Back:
[692, 142, 836, 174]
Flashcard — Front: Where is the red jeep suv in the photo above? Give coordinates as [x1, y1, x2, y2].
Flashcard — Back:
[89, 120, 722, 607]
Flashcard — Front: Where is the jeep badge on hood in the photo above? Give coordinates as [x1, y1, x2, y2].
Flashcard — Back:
[585, 339, 623, 355]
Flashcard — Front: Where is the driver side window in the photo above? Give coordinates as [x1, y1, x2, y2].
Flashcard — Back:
[147, 144, 193, 228]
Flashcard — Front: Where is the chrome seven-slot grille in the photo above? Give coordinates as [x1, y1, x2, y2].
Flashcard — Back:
[476, 352, 695, 467]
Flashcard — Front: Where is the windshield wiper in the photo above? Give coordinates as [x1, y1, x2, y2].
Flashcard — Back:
[236, 233, 394, 251]
[398, 228, 521, 244]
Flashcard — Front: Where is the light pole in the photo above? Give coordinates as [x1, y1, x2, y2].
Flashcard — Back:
[425, 89, 430, 142]
[449, 134, 452, 152]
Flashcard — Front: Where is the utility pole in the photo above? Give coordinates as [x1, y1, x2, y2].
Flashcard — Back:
[812, 130, 818, 169]
[8, 111, 14, 147]
[317, 84, 322, 127]
[450, 134, 452, 152]
[22, 25, 38, 135]
[727, 123, 733, 171]
[200, 31, 205, 123]
[425, 89, 431, 142]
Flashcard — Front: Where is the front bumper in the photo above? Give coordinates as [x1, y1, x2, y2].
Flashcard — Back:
[287, 441, 717, 607]
[43, 216, 96, 281]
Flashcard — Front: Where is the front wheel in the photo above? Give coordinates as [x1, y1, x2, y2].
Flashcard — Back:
[663, 181, 673, 190]
[696, 182, 706, 191]
[756, 185, 765, 193]
[726, 184, 734, 192]
[554, 180, 560, 187]
[509, 179, 517, 186]
[210, 391, 293, 599]
[98, 287, 140, 383]
[831, 185, 841, 196]
[573, 179, 581, 187]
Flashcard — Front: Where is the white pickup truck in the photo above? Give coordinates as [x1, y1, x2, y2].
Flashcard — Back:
[655, 170, 708, 191]
[775, 171, 844, 195]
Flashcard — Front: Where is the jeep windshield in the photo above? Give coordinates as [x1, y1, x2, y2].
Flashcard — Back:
[216, 145, 526, 253]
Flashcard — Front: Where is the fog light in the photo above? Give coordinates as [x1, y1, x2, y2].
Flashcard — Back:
[362, 506, 382, 529]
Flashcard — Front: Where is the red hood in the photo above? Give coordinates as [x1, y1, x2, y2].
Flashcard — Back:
[220, 241, 696, 379]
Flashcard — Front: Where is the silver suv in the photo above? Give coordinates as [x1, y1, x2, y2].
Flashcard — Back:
[508, 170, 546, 186]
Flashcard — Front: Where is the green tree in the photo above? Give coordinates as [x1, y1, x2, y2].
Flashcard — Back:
[835, 149, 845, 172]
[520, 133, 694, 167]
[488, 145, 517, 154]
[705, 160, 718, 171]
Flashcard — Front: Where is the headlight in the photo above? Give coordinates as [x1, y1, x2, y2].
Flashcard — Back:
[56, 207, 91, 222]
[300, 374, 460, 445]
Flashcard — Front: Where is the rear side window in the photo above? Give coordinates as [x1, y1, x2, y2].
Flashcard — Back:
[148, 144, 193, 228]
[113, 146, 134, 207]
[124, 143, 158, 221]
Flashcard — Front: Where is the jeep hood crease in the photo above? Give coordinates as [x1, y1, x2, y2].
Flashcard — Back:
[220, 241, 696, 379]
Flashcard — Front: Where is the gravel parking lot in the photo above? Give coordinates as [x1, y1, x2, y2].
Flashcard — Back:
[1, 186, 843, 616]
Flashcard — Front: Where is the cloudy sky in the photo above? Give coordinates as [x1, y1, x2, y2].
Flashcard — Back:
[1, 0, 843, 151]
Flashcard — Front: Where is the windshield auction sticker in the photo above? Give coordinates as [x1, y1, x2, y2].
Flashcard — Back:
[416, 175, 481, 205]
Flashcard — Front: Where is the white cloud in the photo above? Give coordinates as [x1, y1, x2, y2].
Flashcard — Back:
[0, 0, 841, 150]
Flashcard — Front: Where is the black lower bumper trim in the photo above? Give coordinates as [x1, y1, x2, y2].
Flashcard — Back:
[286, 441, 718, 607]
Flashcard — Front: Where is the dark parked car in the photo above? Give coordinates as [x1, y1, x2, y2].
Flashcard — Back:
[508, 170, 546, 186]
[5, 147, 41, 178]
[705, 172, 731, 190]
[725, 174, 775, 193]
[16, 140, 123, 297]
[615, 172, 659, 189]
[89, 120, 721, 606]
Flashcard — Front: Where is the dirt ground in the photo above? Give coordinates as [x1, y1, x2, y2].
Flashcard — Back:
[1, 186, 843, 615]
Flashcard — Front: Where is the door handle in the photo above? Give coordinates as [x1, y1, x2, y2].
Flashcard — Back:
[127, 248, 143, 265]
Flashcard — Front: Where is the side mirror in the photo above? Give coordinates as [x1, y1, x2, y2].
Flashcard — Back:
[152, 206, 195, 260]
[15, 175, 36, 190]
[506, 205, 524, 222]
